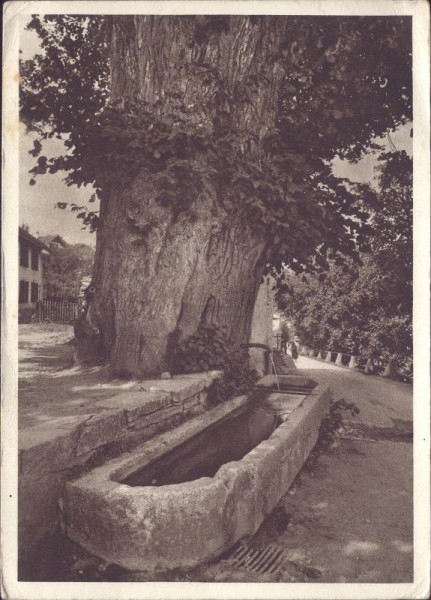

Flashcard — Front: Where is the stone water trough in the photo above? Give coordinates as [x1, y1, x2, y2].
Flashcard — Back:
[64, 374, 330, 573]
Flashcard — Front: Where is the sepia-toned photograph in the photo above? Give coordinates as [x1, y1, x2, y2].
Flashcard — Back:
[2, 1, 430, 598]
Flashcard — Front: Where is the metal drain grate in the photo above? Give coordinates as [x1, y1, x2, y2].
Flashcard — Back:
[226, 542, 289, 575]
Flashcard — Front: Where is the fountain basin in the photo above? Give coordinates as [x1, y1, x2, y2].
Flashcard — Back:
[64, 375, 330, 572]
[123, 403, 282, 487]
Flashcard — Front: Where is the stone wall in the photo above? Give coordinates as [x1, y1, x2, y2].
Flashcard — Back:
[18, 372, 221, 576]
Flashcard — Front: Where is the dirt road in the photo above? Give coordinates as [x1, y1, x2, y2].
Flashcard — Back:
[295, 354, 412, 428]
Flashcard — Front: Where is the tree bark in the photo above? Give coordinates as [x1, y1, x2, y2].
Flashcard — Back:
[85, 16, 287, 376]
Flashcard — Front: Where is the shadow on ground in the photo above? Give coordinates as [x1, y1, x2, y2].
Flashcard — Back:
[19, 325, 138, 428]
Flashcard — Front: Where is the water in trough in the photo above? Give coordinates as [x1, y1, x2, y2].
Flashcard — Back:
[122, 403, 282, 487]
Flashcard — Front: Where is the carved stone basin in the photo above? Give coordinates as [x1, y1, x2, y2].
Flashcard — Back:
[64, 375, 330, 573]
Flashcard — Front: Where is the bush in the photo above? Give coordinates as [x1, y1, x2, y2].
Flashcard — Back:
[319, 398, 360, 447]
[166, 324, 258, 404]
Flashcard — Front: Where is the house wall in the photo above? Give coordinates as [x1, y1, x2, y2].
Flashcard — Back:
[19, 238, 44, 321]
[19, 260, 43, 301]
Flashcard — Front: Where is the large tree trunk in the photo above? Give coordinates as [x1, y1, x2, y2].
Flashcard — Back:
[84, 16, 286, 376]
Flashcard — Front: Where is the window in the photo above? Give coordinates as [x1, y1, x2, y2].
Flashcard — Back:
[20, 241, 29, 268]
[19, 281, 29, 304]
[31, 248, 39, 271]
[31, 282, 39, 303]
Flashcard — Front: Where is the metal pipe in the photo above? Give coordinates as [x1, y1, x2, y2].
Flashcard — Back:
[240, 343, 273, 353]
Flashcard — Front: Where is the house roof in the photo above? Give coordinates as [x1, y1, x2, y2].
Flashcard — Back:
[19, 227, 50, 252]
[38, 234, 68, 248]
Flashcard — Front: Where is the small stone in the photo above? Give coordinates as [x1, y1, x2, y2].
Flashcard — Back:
[161, 371, 172, 379]
[337, 575, 347, 583]
[312, 501, 328, 510]
[365, 518, 371, 523]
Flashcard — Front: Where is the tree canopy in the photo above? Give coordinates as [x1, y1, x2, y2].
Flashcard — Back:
[21, 15, 412, 273]
[278, 150, 412, 377]
[42, 243, 95, 301]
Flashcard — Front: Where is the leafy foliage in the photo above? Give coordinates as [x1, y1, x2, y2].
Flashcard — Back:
[21, 16, 412, 272]
[279, 151, 412, 378]
[42, 243, 95, 301]
[278, 17, 411, 162]
[55, 202, 100, 232]
[371, 150, 413, 282]
[318, 398, 360, 448]
[304, 397, 360, 470]
[166, 324, 258, 404]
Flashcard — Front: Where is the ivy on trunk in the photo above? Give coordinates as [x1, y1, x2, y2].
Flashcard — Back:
[20, 15, 412, 376]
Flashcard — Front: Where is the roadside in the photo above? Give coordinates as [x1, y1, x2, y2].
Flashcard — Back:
[201, 355, 413, 583]
[18, 326, 413, 583]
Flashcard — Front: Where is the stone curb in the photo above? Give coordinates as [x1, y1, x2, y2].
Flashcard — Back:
[19, 373, 221, 477]
[18, 371, 222, 566]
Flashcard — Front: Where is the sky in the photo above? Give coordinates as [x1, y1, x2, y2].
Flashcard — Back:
[19, 18, 412, 246]
[20, 125, 99, 246]
[19, 20, 98, 246]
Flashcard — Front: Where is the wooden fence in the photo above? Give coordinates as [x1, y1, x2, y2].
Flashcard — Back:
[35, 299, 78, 323]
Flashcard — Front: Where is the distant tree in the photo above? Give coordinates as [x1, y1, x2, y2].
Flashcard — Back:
[368, 150, 413, 307]
[21, 16, 411, 375]
[279, 151, 412, 375]
[43, 244, 95, 301]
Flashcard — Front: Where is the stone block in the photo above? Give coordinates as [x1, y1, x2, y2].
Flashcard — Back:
[75, 410, 126, 456]
[217, 460, 259, 542]
[114, 413, 184, 450]
[128, 404, 183, 430]
[242, 437, 287, 517]
[66, 477, 230, 572]
[134, 378, 206, 403]
[93, 390, 172, 418]
[19, 427, 77, 475]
